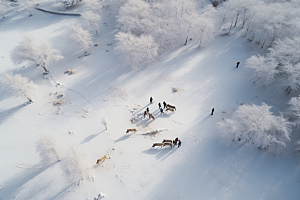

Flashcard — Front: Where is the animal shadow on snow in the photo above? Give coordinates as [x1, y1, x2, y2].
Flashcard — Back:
[114, 133, 133, 143]
[142, 147, 179, 161]
[0, 104, 24, 126]
[80, 129, 106, 144]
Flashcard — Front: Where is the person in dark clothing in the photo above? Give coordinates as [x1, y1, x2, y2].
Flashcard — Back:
[150, 97, 153, 104]
[173, 137, 179, 145]
[146, 107, 149, 113]
[144, 110, 148, 118]
[178, 140, 181, 148]
[158, 102, 161, 109]
[160, 108, 164, 114]
[163, 101, 166, 109]
[236, 62, 240, 68]
[211, 108, 214, 115]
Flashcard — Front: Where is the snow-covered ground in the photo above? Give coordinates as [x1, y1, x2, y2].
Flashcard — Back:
[0, 1, 299, 200]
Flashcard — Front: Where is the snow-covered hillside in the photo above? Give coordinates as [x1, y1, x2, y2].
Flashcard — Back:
[0, 0, 299, 200]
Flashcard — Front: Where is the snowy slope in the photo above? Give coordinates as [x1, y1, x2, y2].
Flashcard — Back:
[0, 1, 299, 200]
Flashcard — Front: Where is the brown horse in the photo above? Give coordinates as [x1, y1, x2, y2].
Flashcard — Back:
[162, 139, 173, 143]
[152, 143, 163, 148]
[166, 104, 176, 110]
[166, 107, 175, 113]
[96, 155, 107, 164]
[163, 143, 173, 148]
[149, 113, 155, 121]
[126, 128, 137, 133]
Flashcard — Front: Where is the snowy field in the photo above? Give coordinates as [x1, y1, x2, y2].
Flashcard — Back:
[0, 0, 300, 200]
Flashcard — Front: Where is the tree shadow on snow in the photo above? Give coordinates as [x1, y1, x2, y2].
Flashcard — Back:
[0, 162, 57, 200]
[80, 129, 106, 144]
[0, 104, 24, 126]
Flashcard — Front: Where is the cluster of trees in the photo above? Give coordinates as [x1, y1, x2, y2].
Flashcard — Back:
[110, 0, 216, 68]
[36, 135, 93, 184]
[217, 0, 300, 94]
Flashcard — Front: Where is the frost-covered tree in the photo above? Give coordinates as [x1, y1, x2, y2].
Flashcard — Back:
[68, 24, 93, 56]
[82, 11, 101, 35]
[295, 140, 300, 157]
[245, 55, 278, 86]
[62, 0, 82, 8]
[101, 118, 108, 130]
[116, 0, 152, 36]
[35, 41, 64, 73]
[197, 17, 215, 48]
[11, 34, 63, 73]
[0, 73, 38, 103]
[36, 134, 62, 165]
[114, 32, 158, 69]
[278, 63, 300, 93]
[60, 144, 93, 184]
[11, 34, 39, 66]
[286, 95, 300, 127]
[86, 0, 102, 12]
[218, 103, 291, 155]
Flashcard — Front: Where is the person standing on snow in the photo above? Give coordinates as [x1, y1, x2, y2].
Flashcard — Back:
[150, 97, 153, 104]
[211, 108, 214, 115]
[146, 107, 149, 113]
[163, 101, 167, 109]
[158, 102, 161, 109]
[178, 140, 181, 148]
[144, 110, 148, 118]
[160, 108, 164, 114]
[236, 62, 240, 68]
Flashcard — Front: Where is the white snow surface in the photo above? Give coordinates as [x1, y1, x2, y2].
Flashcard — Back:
[0, 2, 300, 200]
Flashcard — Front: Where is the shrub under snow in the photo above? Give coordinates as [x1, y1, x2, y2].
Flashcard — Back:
[60, 144, 93, 184]
[36, 134, 62, 165]
[218, 103, 291, 155]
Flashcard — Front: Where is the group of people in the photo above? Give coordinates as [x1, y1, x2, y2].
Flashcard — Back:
[173, 137, 181, 148]
[144, 97, 168, 118]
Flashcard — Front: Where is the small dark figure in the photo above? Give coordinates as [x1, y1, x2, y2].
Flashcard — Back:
[178, 140, 181, 148]
[158, 102, 161, 109]
[163, 101, 166, 109]
[144, 110, 148, 118]
[236, 62, 240, 68]
[211, 108, 214, 115]
[150, 97, 153, 104]
[173, 137, 179, 145]
[160, 108, 164, 114]
[146, 107, 149, 113]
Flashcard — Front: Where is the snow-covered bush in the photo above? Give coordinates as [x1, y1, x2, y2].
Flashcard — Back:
[68, 24, 93, 56]
[0, 73, 38, 103]
[115, 32, 158, 69]
[11, 34, 63, 73]
[102, 118, 108, 130]
[63, 0, 82, 8]
[82, 11, 101, 35]
[245, 55, 278, 86]
[36, 134, 62, 165]
[60, 144, 93, 184]
[217, 103, 291, 155]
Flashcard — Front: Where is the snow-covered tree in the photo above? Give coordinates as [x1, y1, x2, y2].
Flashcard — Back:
[82, 11, 101, 35]
[11, 34, 39, 66]
[101, 118, 108, 130]
[11, 34, 63, 73]
[35, 41, 64, 73]
[0, 73, 38, 103]
[197, 17, 215, 48]
[62, 0, 82, 8]
[218, 103, 291, 155]
[245, 55, 278, 86]
[114, 32, 158, 69]
[68, 24, 93, 56]
[295, 140, 300, 157]
[60, 144, 93, 184]
[278, 63, 300, 93]
[86, 0, 102, 12]
[286, 95, 300, 127]
[36, 134, 63, 165]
